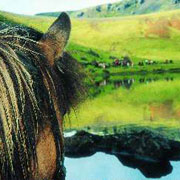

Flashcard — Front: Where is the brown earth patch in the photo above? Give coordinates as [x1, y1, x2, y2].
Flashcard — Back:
[149, 100, 175, 121]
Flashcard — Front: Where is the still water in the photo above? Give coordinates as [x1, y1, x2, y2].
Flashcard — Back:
[65, 153, 180, 180]
[64, 74, 180, 179]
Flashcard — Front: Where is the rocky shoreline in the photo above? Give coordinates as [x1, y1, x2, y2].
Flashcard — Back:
[64, 129, 180, 178]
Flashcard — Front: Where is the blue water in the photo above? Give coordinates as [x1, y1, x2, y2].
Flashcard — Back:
[65, 153, 180, 180]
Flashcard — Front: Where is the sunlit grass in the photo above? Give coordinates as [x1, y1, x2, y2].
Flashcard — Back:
[1, 10, 180, 132]
[65, 80, 180, 129]
[2, 10, 180, 63]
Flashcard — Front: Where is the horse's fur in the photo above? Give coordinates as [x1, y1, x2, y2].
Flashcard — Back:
[0, 13, 85, 180]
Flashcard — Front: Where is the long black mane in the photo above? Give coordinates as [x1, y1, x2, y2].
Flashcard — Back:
[0, 22, 85, 180]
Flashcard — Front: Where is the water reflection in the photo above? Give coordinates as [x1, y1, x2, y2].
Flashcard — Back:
[95, 78, 135, 89]
[114, 79, 134, 89]
[95, 76, 175, 90]
[69, 74, 180, 179]
[65, 153, 180, 180]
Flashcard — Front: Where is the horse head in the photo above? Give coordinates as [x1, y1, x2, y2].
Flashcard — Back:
[0, 12, 85, 180]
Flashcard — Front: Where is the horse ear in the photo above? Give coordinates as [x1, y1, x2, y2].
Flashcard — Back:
[40, 12, 71, 66]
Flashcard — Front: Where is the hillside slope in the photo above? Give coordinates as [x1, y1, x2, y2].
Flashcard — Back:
[70, 9, 180, 62]
[36, 0, 180, 18]
[1, 10, 180, 62]
[1, 11, 180, 132]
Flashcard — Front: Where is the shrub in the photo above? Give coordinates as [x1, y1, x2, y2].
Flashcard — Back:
[88, 49, 100, 58]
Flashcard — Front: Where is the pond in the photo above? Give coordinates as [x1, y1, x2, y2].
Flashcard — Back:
[66, 72, 180, 130]
[94, 73, 179, 90]
[65, 152, 180, 180]
[64, 73, 180, 180]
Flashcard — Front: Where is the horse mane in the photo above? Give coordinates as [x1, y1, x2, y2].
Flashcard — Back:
[0, 23, 85, 179]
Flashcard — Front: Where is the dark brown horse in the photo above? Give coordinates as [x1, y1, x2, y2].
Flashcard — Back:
[0, 13, 84, 180]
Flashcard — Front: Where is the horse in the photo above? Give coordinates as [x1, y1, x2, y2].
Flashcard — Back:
[0, 12, 84, 180]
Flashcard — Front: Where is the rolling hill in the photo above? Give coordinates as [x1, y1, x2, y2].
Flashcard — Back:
[2, 9, 180, 63]
[36, 0, 180, 18]
[1, 10, 180, 130]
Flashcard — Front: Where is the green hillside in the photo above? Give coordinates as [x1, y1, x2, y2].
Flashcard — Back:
[1, 10, 180, 76]
[36, 0, 180, 18]
[1, 10, 180, 132]
[3, 10, 180, 63]
[70, 10, 180, 62]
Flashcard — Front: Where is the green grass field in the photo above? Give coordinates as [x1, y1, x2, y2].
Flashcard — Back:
[2, 9, 180, 63]
[70, 10, 180, 63]
[2, 9, 180, 77]
[1, 10, 180, 134]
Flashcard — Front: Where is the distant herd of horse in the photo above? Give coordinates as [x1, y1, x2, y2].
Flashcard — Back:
[138, 59, 174, 66]
[83, 57, 174, 69]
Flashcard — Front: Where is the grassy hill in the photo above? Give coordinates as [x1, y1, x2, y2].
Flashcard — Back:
[1, 10, 180, 132]
[3, 10, 180, 63]
[36, 0, 180, 18]
[1, 9, 180, 77]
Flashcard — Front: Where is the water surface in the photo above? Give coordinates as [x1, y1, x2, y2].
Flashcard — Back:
[65, 153, 180, 180]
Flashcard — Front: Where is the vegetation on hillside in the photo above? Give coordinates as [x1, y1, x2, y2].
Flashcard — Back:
[36, 0, 180, 18]
[1, 10, 180, 133]
[3, 10, 180, 63]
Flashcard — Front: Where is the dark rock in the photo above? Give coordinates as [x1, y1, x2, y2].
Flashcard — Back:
[80, 56, 87, 61]
[138, 0, 145, 4]
[109, 56, 117, 59]
[77, 12, 84, 17]
[103, 70, 110, 79]
[124, 3, 131, 9]
[96, 6, 101, 12]
[107, 4, 112, 11]
[117, 7, 121, 11]
[91, 60, 98, 67]
[88, 49, 100, 58]
[65, 131, 101, 157]
[173, 0, 180, 4]
[64, 129, 180, 178]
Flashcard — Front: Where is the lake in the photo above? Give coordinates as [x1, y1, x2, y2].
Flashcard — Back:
[64, 73, 180, 179]
[66, 72, 180, 131]
[65, 152, 180, 180]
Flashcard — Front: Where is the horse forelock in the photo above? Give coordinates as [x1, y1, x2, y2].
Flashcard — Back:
[0, 24, 58, 179]
[0, 24, 45, 179]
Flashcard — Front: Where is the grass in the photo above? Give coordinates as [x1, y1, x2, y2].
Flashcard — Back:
[1, 10, 180, 134]
[70, 11, 180, 63]
[88, 72, 180, 97]
[2, 10, 180, 63]
[65, 78, 180, 130]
